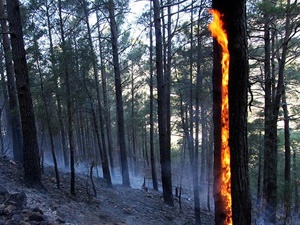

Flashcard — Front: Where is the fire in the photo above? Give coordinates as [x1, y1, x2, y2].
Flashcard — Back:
[208, 9, 232, 225]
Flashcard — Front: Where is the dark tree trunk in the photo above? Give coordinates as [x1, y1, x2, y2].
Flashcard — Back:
[152, 0, 173, 206]
[7, 0, 41, 186]
[149, 3, 158, 191]
[198, 6, 206, 192]
[282, 89, 291, 221]
[58, 0, 75, 195]
[35, 39, 60, 189]
[294, 149, 299, 214]
[45, 0, 69, 169]
[107, 0, 130, 187]
[199, 106, 207, 192]
[82, 0, 112, 187]
[131, 67, 138, 176]
[0, 0, 23, 162]
[96, 11, 115, 177]
[188, 2, 200, 224]
[211, 0, 252, 224]
[0, 48, 8, 155]
[88, 98, 112, 187]
[143, 126, 149, 167]
[210, 10, 227, 225]
[263, 0, 290, 222]
[256, 132, 263, 208]
[263, 13, 278, 223]
[207, 125, 214, 212]
[225, 0, 252, 223]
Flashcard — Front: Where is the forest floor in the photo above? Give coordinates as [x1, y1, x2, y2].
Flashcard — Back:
[0, 156, 215, 225]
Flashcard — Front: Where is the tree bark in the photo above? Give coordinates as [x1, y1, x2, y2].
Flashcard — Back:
[0, 47, 8, 155]
[0, 0, 23, 163]
[188, 2, 200, 224]
[153, 0, 173, 206]
[107, 0, 130, 187]
[149, 2, 158, 191]
[7, 0, 42, 186]
[96, 11, 115, 177]
[45, 0, 69, 169]
[82, 0, 112, 187]
[130, 66, 138, 176]
[58, 0, 75, 195]
[282, 88, 291, 221]
[293, 149, 299, 214]
[211, 0, 252, 224]
[34, 37, 60, 189]
[263, 0, 291, 222]
[225, 0, 252, 223]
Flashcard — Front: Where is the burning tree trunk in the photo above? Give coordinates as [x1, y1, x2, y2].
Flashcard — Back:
[209, 9, 232, 224]
[210, 0, 251, 224]
[225, 1, 252, 224]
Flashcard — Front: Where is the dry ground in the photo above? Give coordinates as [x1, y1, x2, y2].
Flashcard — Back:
[0, 156, 214, 225]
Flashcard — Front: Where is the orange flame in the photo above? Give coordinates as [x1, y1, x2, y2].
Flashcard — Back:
[208, 9, 232, 225]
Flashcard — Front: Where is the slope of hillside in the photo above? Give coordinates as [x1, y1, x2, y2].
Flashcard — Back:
[0, 156, 214, 225]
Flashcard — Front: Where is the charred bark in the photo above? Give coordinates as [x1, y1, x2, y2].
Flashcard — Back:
[58, 0, 76, 195]
[212, 0, 251, 224]
[107, 0, 130, 187]
[82, 0, 112, 187]
[225, 0, 252, 223]
[45, 0, 69, 169]
[282, 88, 291, 221]
[153, 0, 173, 206]
[149, 3, 158, 191]
[0, 0, 23, 163]
[96, 11, 115, 177]
[7, 0, 42, 186]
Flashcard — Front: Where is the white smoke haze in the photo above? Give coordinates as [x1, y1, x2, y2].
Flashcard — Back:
[41, 147, 215, 212]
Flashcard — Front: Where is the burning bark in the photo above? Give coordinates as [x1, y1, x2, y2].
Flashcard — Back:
[209, 9, 232, 225]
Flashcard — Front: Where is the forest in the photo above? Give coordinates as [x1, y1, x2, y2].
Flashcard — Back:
[0, 0, 300, 224]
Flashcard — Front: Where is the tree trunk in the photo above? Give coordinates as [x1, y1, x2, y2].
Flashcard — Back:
[210, 9, 228, 225]
[0, 0, 23, 162]
[131, 66, 138, 176]
[58, 0, 75, 195]
[198, 7, 206, 193]
[282, 89, 291, 221]
[256, 132, 263, 209]
[107, 0, 130, 187]
[225, 0, 252, 223]
[153, 0, 173, 206]
[96, 11, 115, 177]
[211, 0, 252, 224]
[263, 9, 278, 223]
[34, 38, 60, 189]
[7, 0, 41, 186]
[263, 0, 291, 222]
[149, 2, 158, 191]
[82, 0, 112, 187]
[45, 0, 69, 169]
[207, 125, 213, 212]
[294, 149, 299, 214]
[188, 2, 200, 224]
[0, 49, 8, 156]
